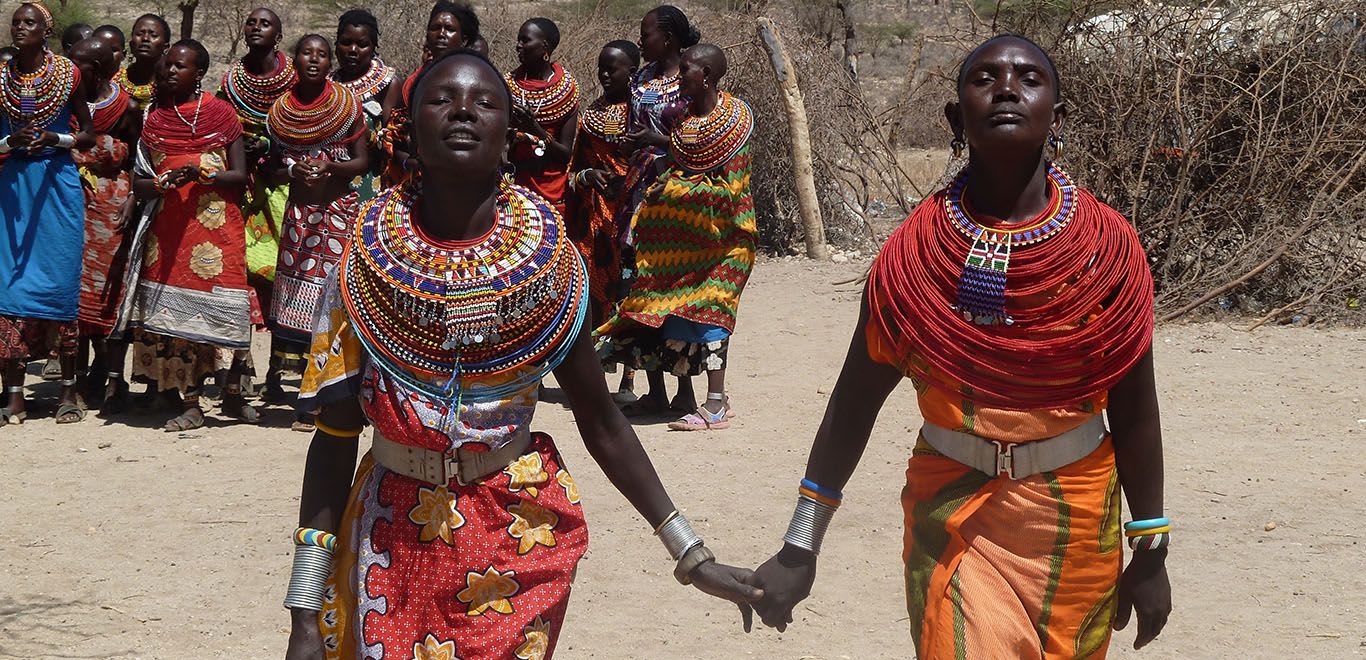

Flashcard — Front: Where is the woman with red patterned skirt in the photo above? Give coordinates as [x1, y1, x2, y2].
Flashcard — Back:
[264, 34, 368, 430]
[219, 7, 296, 317]
[567, 40, 638, 327]
[506, 18, 579, 219]
[122, 40, 258, 431]
[0, 2, 95, 425]
[68, 37, 141, 414]
[597, 45, 755, 432]
[328, 9, 394, 203]
[283, 51, 762, 660]
[375, 1, 479, 188]
[748, 36, 1172, 658]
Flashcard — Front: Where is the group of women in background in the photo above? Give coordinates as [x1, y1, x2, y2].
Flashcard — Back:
[0, 0, 758, 434]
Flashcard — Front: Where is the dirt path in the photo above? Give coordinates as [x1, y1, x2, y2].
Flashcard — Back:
[1, 257, 1362, 659]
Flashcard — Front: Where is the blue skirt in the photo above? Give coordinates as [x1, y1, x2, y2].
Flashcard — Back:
[0, 151, 85, 321]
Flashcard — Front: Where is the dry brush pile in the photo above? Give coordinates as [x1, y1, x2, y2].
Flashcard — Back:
[969, 0, 1366, 322]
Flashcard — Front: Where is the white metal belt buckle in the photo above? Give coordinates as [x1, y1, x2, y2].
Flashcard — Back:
[992, 440, 1019, 480]
[444, 454, 467, 486]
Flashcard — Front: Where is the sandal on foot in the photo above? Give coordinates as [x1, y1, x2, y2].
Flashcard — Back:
[100, 379, 131, 416]
[55, 402, 85, 424]
[41, 358, 62, 381]
[612, 389, 640, 406]
[261, 384, 289, 405]
[163, 408, 205, 432]
[221, 394, 261, 424]
[291, 420, 317, 433]
[0, 407, 26, 426]
[668, 405, 731, 431]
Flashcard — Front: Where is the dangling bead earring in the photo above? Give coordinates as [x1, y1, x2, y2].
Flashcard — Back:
[950, 136, 966, 159]
[1049, 133, 1065, 160]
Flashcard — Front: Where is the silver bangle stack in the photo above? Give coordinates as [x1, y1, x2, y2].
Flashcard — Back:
[655, 510, 715, 585]
[655, 510, 702, 560]
[283, 545, 333, 611]
[783, 495, 838, 555]
[54, 133, 75, 149]
[0, 136, 10, 154]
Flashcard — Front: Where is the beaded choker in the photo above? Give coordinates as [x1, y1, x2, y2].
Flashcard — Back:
[87, 81, 129, 134]
[1, 51, 78, 129]
[341, 181, 587, 403]
[267, 80, 363, 158]
[582, 100, 627, 142]
[330, 57, 394, 104]
[631, 65, 680, 108]
[221, 51, 298, 124]
[507, 63, 580, 125]
[115, 67, 154, 106]
[670, 92, 753, 173]
[946, 163, 1077, 326]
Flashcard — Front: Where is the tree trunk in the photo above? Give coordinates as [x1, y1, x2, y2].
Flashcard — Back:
[756, 17, 829, 260]
[178, 1, 198, 41]
[836, 0, 859, 81]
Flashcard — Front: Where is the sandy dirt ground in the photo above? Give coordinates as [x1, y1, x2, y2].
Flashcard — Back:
[1, 257, 1363, 659]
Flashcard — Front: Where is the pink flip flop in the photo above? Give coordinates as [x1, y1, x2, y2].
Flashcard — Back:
[668, 405, 731, 431]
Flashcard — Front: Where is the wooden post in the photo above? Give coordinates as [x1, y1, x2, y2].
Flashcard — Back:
[757, 17, 829, 260]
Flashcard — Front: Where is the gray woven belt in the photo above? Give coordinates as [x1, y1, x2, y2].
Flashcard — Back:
[920, 415, 1107, 480]
[371, 429, 534, 486]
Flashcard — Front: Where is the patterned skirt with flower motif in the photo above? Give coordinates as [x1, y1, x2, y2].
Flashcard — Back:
[320, 434, 588, 660]
[75, 134, 133, 336]
[124, 146, 254, 350]
[270, 193, 359, 346]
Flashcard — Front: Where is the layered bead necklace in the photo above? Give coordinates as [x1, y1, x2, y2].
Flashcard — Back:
[670, 91, 753, 173]
[946, 163, 1076, 326]
[1, 51, 77, 129]
[87, 81, 129, 134]
[506, 63, 579, 125]
[115, 67, 155, 106]
[330, 57, 393, 116]
[581, 100, 628, 143]
[631, 66, 680, 108]
[267, 80, 362, 159]
[221, 51, 297, 126]
[864, 162, 1155, 411]
[341, 181, 587, 406]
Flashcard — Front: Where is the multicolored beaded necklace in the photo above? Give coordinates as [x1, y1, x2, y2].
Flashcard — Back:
[115, 67, 154, 106]
[946, 162, 1077, 326]
[670, 91, 753, 173]
[220, 51, 297, 126]
[630, 66, 680, 108]
[506, 63, 580, 125]
[0, 51, 77, 129]
[581, 100, 628, 142]
[267, 80, 363, 159]
[330, 57, 393, 114]
[87, 81, 128, 134]
[341, 181, 587, 407]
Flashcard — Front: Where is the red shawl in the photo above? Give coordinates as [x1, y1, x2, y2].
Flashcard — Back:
[142, 94, 244, 155]
[866, 179, 1154, 411]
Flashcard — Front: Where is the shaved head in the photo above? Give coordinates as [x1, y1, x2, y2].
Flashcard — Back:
[684, 42, 726, 81]
[69, 37, 114, 77]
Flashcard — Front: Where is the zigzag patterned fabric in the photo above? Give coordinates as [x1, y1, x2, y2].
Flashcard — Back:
[599, 143, 757, 333]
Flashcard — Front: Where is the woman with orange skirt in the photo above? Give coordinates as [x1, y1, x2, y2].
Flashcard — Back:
[748, 36, 1173, 658]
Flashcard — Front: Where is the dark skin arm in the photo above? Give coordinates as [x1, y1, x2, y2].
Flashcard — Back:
[625, 126, 670, 151]
[551, 332, 763, 617]
[513, 106, 577, 167]
[749, 295, 902, 631]
[13, 91, 96, 151]
[285, 398, 364, 660]
[1105, 348, 1172, 649]
[132, 138, 248, 200]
